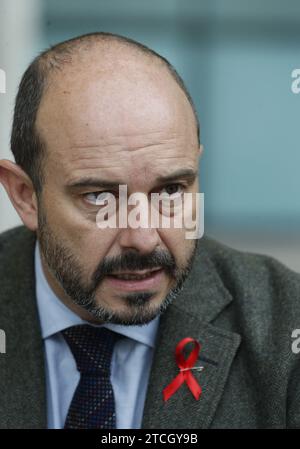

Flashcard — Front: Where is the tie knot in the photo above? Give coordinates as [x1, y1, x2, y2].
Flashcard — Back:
[62, 324, 122, 375]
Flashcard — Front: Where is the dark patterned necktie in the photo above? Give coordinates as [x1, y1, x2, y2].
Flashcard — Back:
[61, 324, 122, 429]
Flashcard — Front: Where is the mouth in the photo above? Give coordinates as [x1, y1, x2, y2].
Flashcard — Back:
[105, 267, 165, 291]
[109, 267, 162, 279]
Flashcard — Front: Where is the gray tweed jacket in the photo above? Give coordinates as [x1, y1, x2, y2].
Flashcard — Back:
[0, 225, 300, 429]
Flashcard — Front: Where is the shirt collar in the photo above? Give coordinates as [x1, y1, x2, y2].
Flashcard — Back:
[34, 241, 160, 348]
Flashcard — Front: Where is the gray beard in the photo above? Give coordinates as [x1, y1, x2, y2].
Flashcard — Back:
[37, 208, 198, 326]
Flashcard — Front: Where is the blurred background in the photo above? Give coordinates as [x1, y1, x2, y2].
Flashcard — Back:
[0, 0, 299, 271]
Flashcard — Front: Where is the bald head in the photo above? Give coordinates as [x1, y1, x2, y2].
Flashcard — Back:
[11, 32, 200, 193]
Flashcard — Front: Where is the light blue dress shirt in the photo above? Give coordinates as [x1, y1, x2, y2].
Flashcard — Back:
[34, 242, 160, 429]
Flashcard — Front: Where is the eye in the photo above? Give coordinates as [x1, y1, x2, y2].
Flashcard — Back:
[83, 191, 112, 205]
[160, 183, 185, 197]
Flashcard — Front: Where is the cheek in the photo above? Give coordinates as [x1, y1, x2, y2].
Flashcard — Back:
[67, 228, 119, 273]
[41, 190, 118, 267]
[159, 228, 190, 265]
[43, 186, 95, 233]
[78, 228, 118, 263]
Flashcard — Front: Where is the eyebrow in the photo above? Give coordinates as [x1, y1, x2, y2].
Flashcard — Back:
[156, 168, 198, 184]
[66, 168, 198, 191]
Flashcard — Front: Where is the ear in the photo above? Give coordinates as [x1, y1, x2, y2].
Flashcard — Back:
[199, 144, 204, 158]
[0, 159, 38, 231]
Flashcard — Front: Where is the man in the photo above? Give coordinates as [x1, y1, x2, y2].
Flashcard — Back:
[0, 32, 300, 429]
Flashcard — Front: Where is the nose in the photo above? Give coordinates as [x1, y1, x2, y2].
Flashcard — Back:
[118, 226, 161, 254]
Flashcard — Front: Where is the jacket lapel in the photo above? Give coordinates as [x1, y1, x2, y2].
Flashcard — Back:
[0, 227, 47, 429]
[141, 239, 241, 429]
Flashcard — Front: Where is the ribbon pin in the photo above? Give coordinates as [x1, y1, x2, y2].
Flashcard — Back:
[163, 337, 203, 402]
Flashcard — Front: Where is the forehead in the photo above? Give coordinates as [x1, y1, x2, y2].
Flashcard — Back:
[36, 58, 199, 186]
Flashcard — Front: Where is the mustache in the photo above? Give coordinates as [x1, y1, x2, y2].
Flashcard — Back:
[91, 249, 176, 285]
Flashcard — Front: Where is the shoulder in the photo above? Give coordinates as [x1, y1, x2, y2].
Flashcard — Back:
[0, 225, 36, 251]
[201, 235, 300, 324]
[0, 225, 36, 276]
[200, 237, 300, 423]
[201, 235, 300, 296]
[0, 224, 35, 249]
[201, 235, 300, 348]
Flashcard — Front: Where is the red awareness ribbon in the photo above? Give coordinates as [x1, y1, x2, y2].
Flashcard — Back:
[163, 337, 202, 402]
